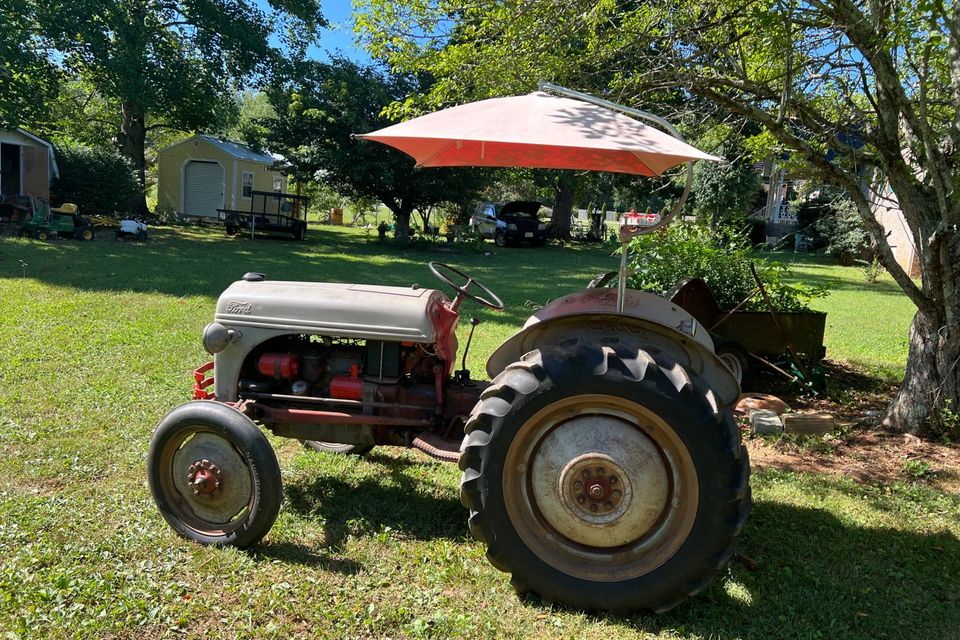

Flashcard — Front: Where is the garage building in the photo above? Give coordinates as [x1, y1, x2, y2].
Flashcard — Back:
[157, 134, 284, 219]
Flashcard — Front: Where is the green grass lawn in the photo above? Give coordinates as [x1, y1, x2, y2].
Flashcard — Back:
[0, 226, 956, 639]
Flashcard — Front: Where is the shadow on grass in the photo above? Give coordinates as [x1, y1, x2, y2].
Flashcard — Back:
[595, 499, 958, 638]
[283, 460, 466, 547]
[0, 225, 615, 327]
[279, 455, 959, 638]
[252, 541, 362, 574]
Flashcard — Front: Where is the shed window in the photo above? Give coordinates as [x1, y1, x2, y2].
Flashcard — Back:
[273, 175, 283, 192]
[241, 172, 254, 199]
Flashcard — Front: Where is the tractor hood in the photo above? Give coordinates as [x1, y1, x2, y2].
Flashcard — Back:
[214, 279, 448, 343]
[486, 288, 740, 406]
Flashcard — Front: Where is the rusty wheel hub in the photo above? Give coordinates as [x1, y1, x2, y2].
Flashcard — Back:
[563, 456, 629, 521]
[187, 459, 223, 495]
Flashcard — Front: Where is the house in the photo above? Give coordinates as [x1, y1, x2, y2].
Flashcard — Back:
[156, 134, 284, 219]
[870, 182, 921, 277]
[0, 128, 60, 206]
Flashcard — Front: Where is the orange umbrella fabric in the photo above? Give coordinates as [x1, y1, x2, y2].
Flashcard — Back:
[356, 91, 719, 176]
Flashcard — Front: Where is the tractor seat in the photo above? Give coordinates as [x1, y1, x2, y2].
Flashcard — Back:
[51, 203, 78, 214]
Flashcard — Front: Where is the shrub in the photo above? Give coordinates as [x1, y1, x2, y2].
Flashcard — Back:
[814, 199, 869, 264]
[51, 144, 140, 216]
[625, 222, 826, 311]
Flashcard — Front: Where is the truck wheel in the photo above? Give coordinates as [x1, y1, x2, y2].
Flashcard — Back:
[459, 340, 750, 612]
[148, 401, 282, 548]
[301, 441, 374, 456]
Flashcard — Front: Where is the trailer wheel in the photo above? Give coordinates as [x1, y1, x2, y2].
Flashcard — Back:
[459, 340, 750, 612]
[301, 441, 373, 456]
[715, 340, 749, 386]
[148, 401, 282, 548]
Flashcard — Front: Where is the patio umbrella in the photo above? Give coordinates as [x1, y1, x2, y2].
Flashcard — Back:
[355, 90, 719, 176]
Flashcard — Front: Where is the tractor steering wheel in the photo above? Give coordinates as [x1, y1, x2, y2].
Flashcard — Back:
[428, 262, 504, 311]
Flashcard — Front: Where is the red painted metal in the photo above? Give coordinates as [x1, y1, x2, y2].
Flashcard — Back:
[257, 353, 300, 379]
[193, 361, 215, 400]
[255, 404, 431, 427]
[430, 299, 460, 373]
[330, 374, 363, 400]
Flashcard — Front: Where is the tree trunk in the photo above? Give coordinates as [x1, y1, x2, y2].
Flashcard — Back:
[550, 171, 575, 240]
[392, 204, 412, 244]
[883, 309, 960, 435]
[117, 100, 149, 216]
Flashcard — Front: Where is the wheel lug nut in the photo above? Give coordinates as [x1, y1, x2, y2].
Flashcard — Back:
[576, 495, 586, 504]
[613, 490, 622, 498]
[609, 476, 618, 485]
[589, 503, 599, 512]
[574, 481, 582, 490]
[596, 467, 605, 475]
[581, 470, 590, 478]
[604, 500, 613, 509]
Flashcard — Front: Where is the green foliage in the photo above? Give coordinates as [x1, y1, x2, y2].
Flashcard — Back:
[265, 58, 494, 242]
[626, 223, 827, 311]
[0, 0, 60, 127]
[690, 142, 761, 226]
[15, 0, 325, 210]
[815, 199, 869, 264]
[50, 144, 140, 216]
[856, 256, 884, 283]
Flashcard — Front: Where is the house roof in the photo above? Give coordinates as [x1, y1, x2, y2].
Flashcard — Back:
[3, 128, 60, 178]
[160, 134, 279, 165]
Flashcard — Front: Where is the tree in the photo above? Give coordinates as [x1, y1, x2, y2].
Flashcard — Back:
[265, 59, 492, 243]
[22, 0, 324, 214]
[690, 141, 761, 228]
[357, 1, 960, 435]
[0, 0, 59, 128]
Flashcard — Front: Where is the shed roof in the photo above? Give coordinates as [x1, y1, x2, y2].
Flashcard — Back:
[160, 133, 279, 165]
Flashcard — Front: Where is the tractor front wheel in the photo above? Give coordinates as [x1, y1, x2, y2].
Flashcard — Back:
[459, 340, 750, 612]
[79, 227, 94, 241]
[148, 401, 282, 548]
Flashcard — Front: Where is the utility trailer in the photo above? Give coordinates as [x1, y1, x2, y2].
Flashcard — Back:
[218, 190, 310, 241]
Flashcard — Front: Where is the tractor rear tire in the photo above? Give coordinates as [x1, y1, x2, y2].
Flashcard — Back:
[301, 441, 374, 456]
[459, 339, 750, 612]
[148, 401, 282, 548]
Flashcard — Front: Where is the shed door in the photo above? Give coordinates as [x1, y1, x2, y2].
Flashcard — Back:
[183, 161, 224, 218]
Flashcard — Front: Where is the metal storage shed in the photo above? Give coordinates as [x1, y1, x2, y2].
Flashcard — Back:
[156, 134, 284, 219]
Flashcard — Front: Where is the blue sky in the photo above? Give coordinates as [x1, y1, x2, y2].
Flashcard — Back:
[253, 0, 372, 64]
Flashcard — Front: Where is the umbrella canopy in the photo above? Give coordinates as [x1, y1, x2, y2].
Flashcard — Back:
[356, 91, 719, 176]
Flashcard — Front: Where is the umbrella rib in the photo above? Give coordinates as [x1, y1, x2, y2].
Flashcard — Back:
[415, 140, 458, 168]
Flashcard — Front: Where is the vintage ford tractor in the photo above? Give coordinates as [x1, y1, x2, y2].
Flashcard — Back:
[148, 260, 749, 612]
[148, 86, 750, 612]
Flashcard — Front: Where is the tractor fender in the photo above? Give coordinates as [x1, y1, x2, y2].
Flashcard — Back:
[486, 288, 740, 407]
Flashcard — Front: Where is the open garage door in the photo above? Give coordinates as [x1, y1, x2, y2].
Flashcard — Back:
[183, 161, 224, 218]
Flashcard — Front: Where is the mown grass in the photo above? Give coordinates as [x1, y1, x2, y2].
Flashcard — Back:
[0, 225, 955, 639]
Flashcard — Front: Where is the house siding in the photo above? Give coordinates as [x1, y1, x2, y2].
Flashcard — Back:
[871, 188, 921, 278]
